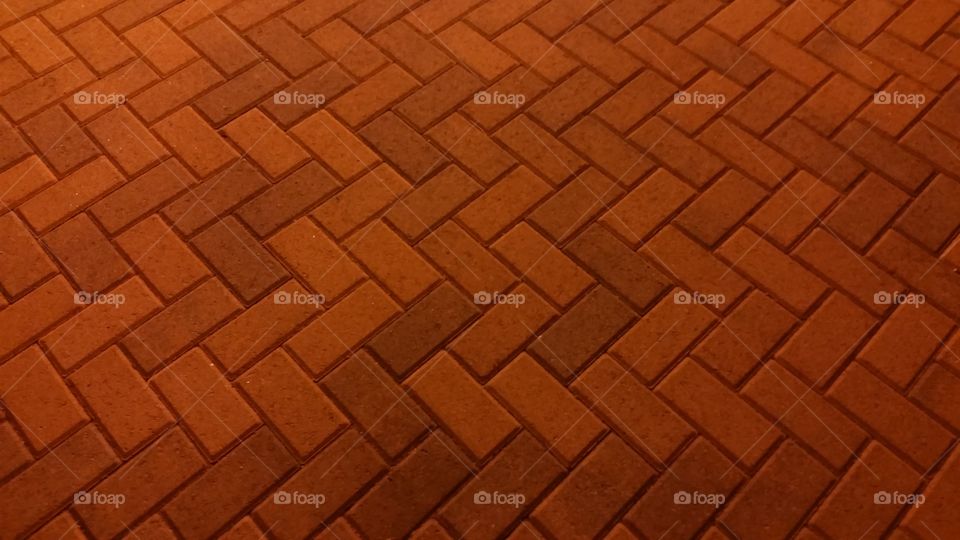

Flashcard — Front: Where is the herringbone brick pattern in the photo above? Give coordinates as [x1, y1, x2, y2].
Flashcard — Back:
[0, 0, 959, 538]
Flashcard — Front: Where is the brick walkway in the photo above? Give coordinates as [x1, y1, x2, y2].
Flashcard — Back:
[0, 0, 959, 538]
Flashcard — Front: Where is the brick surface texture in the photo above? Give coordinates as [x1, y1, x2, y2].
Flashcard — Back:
[0, 1, 958, 539]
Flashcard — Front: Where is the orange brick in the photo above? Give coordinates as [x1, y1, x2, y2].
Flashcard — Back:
[385, 165, 482, 240]
[286, 281, 400, 376]
[291, 110, 380, 181]
[0, 346, 88, 451]
[657, 359, 780, 468]
[266, 218, 366, 301]
[0, 276, 79, 359]
[329, 64, 418, 127]
[601, 169, 696, 246]
[224, 109, 309, 178]
[123, 18, 198, 74]
[154, 107, 238, 178]
[418, 221, 515, 296]
[19, 158, 125, 234]
[238, 350, 347, 458]
[492, 353, 605, 464]
[71, 347, 173, 454]
[43, 213, 130, 293]
[409, 352, 517, 461]
[235, 161, 340, 237]
[87, 107, 169, 176]
[0, 213, 57, 298]
[495, 115, 584, 185]
[0, 155, 56, 210]
[129, 59, 224, 123]
[0, 17, 72, 73]
[529, 69, 611, 131]
[41, 277, 162, 371]
[346, 220, 441, 304]
[62, 18, 133, 74]
[151, 348, 261, 458]
[438, 22, 516, 81]
[115, 215, 211, 301]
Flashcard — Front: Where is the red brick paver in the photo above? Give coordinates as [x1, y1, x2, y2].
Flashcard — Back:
[1, 1, 959, 539]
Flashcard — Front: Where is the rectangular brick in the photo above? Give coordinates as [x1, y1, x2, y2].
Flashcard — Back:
[150, 348, 260, 458]
[1, 16, 73, 72]
[0, 346, 88, 451]
[154, 106, 238, 178]
[0, 213, 56, 298]
[75, 428, 204, 540]
[310, 19, 387, 79]
[902, 449, 960, 538]
[693, 291, 796, 385]
[0, 60, 93, 121]
[71, 347, 173, 454]
[395, 65, 483, 130]
[267, 218, 364, 301]
[41, 277, 162, 371]
[698, 120, 794, 188]
[747, 171, 840, 249]
[120, 278, 242, 373]
[123, 18, 198, 74]
[360, 111, 446, 183]
[626, 438, 743, 539]
[495, 115, 585, 185]
[449, 284, 556, 378]
[236, 161, 340, 237]
[742, 360, 868, 470]
[286, 281, 400, 376]
[861, 303, 953, 390]
[778, 293, 876, 386]
[644, 226, 751, 313]
[115, 215, 211, 301]
[530, 69, 612, 132]
[20, 105, 98, 176]
[385, 165, 482, 240]
[417, 221, 515, 297]
[348, 433, 471, 539]
[0, 275, 78, 359]
[533, 436, 654, 538]
[261, 63, 355, 128]
[427, 113, 515, 185]
[492, 353, 606, 465]
[130, 59, 223, 123]
[19, 158, 124, 234]
[530, 169, 624, 242]
[440, 431, 563, 540]
[564, 116, 654, 186]
[610, 295, 716, 383]
[717, 228, 829, 315]
[0, 155, 56, 210]
[43, 214, 129, 293]
[720, 443, 833, 538]
[409, 352, 517, 461]
[204, 280, 317, 375]
[872, 227, 960, 319]
[437, 22, 516, 81]
[574, 354, 694, 463]
[238, 350, 347, 458]
[766, 118, 864, 190]
[495, 22, 577, 82]
[247, 17, 323, 77]
[527, 287, 635, 381]
[194, 62, 287, 125]
[162, 160, 269, 236]
[567, 224, 670, 311]
[676, 171, 767, 246]
[346, 220, 441, 304]
[164, 428, 296, 539]
[828, 362, 953, 470]
[658, 358, 781, 468]
[322, 351, 429, 459]
[369, 283, 478, 377]
[747, 31, 831, 87]
[0, 426, 117, 539]
[87, 107, 169, 176]
[90, 159, 197, 234]
[291, 110, 380, 181]
[223, 109, 310, 179]
[63, 18, 133, 73]
[329, 64, 418, 127]
[493, 222, 594, 307]
[253, 429, 385, 539]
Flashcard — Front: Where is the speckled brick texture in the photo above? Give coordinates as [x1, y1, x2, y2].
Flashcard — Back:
[0, 0, 959, 538]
